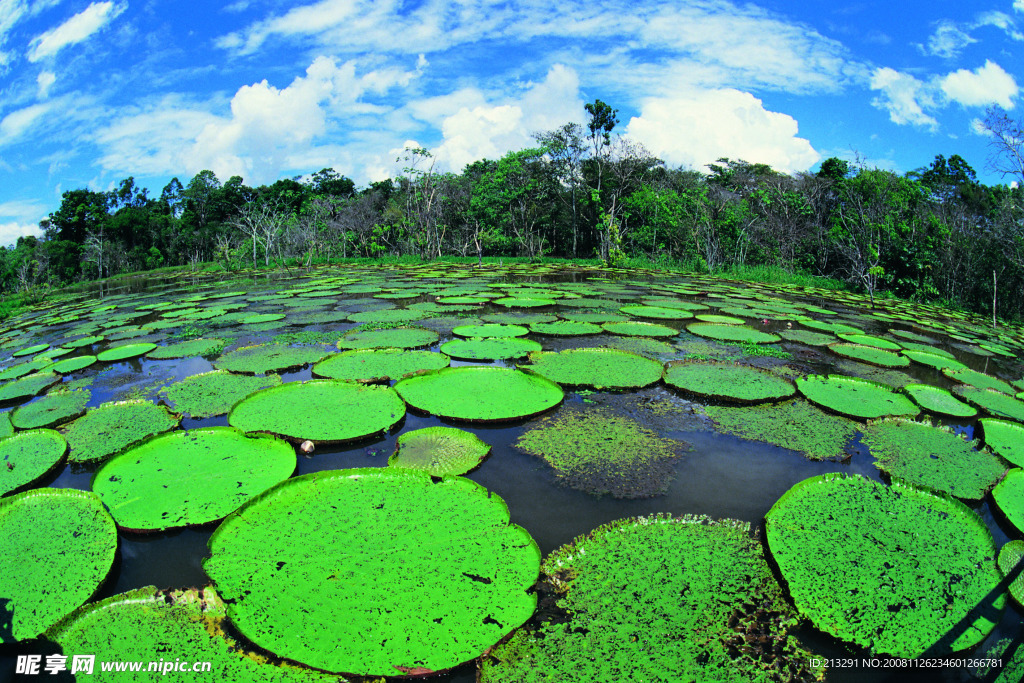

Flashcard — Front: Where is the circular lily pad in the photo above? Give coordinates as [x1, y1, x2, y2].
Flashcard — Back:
[994, 469, 1024, 534]
[942, 367, 1016, 394]
[214, 344, 330, 375]
[161, 371, 282, 419]
[481, 515, 817, 683]
[64, 400, 181, 464]
[11, 389, 90, 429]
[452, 324, 528, 338]
[528, 320, 602, 336]
[64, 335, 104, 348]
[388, 426, 490, 476]
[601, 321, 677, 337]
[92, 427, 296, 531]
[493, 297, 554, 308]
[229, 380, 405, 443]
[664, 361, 795, 403]
[0, 488, 117, 641]
[828, 343, 909, 368]
[796, 375, 918, 420]
[348, 309, 426, 324]
[97, 343, 158, 362]
[395, 367, 563, 422]
[694, 313, 745, 324]
[955, 386, 1024, 423]
[12, 343, 49, 358]
[46, 586, 345, 682]
[862, 419, 1007, 500]
[835, 333, 901, 350]
[902, 383, 977, 418]
[981, 419, 1024, 467]
[766, 473, 1003, 658]
[148, 338, 226, 359]
[337, 327, 439, 350]
[902, 349, 968, 371]
[47, 355, 97, 373]
[0, 429, 67, 495]
[241, 313, 287, 324]
[313, 349, 449, 382]
[440, 337, 542, 361]
[204, 469, 540, 676]
[998, 541, 1024, 607]
[0, 359, 50, 381]
[522, 348, 662, 390]
[619, 305, 693, 320]
[685, 323, 781, 344]
[0, 372, 61, 403]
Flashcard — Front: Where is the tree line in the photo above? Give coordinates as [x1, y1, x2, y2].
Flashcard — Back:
[4, 100, 1024, 320]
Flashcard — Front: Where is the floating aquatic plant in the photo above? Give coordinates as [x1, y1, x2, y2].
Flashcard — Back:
[528, 320, 603, 336]
[47, 354, 97, 373]
[705, 400, 857, 461]
[336, 326, 439, 350]
[942, 367, 1016, 394]
[619, 305, 693, 320]
[440, 337, 542, 361]
[663, 360, 795, 403]
[601, 321, 677, 337]
[827, 343, 909, 368]
[313, 348, 449, 382]
[452, 323, 528, 338]
[795, 374, 918, 420]
[902, 383, 977, 418]
[901, 349, 968, 371]
[11, 389, 90, 429]
[981, 419, 1024, 467]
[148, 338, 226, 359]
[686, 323, 780, 344]
[395, 366, 563, 422]
[954, 386, 1024, 423]
[0, 372, 61, 403]
[388, 426, 490, 476]
[96, 342, 158, 362]
[998, 541, 1024, 607]
[523, 348, 662, 390]
[161, 370, 281, 419]
[214, 344, 330, 375]
[64, 400, 180, 464]
[0, 429, 67, 495]
[993, 468, 1024, 534]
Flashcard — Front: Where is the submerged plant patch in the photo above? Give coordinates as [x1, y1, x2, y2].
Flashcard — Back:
[0, 429, 67, 495]
[705, 400, 858, 461]
[388, 426, 490, 476]
[663, 361, 795, 403]
[395, 367, 563, 422]
[523, 348, 662, 390]
[766, 474, 1002, 658]
[204, 469, 540, 676]
[64, 400, 180, 464]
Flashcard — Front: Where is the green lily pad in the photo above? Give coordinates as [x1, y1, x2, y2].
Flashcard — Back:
[994, 469, 1024, 534]
[694, 313, 745, 324]
[229, 380, 405, 443]
[902, 349, 968, 371]
[440, 337, 542, 361]
[241, 313, 287, 324]
[997, 541, 1024, 607]
[11, 389, 90, 429]
[388, 426, 490, 476]
[0, 412, 12, 438]
[92, 427, 296, 531]
[64, 400, 181, 464]
[619, 305, 693, 320]
[835, 333, 901, 350]
[528, 320, 602, 336]
[515, 408, 686, 498]
[766, 473, 1003, 658]
[97, 343, 158, 362]
[981, 419, 1024, 467]
[347, 309, 426, 324]
[47, 355, 97, 373]
[395, 367, 563, 422]
[902, 383, 977, 418]
[955, 386, 1024, 423]
[161, 371, 282, 419]
[0, 488, 117, 641]
[664, 361, 795, 403]
[828, 343, 909, 368]
[481, 515, 818, 683]
[0, 429, 68, 495]
[557, 311, 626, 324]
[796, 374, 918, 420]
[705, 400, 858, 461]
[452, 324, 528, 338]
[601, 321, 677, 337]
[778, 329, 836, 346]
[337, 327, 439, 350]
[0, 358, 50, 381]
[493, 297, 555, 308]
[148, 338, 226, 359]
[521, 348, 662, 390]
[685, 323, 781, 344]
[214, 344, 331, 375]
[64, 335, 104, 348]
[862, 419, 1007, 500]
[12, 343, 49, 358]
[0, 372, 61, 403]
[46, 586, 345, 682]
[942, 367, 1017, 394]
[482, 313, 557, 325]
[313, 349, 449, 382]
[204, 469, 540, 676]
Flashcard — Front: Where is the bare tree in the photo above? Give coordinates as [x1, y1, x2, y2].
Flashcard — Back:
[83, 228, 106, 279]
[229, 199, 287, 269]
[982, 107, 1024, 185]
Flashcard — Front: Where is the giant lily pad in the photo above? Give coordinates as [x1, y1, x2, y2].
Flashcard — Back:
[705, 400, 858, 461]
[664, 361, 795, 403]
[48, 355, 98, 374]
[619, 305, 693, 320]
[902, 349, 968, 371]
[766, 473, 1003, 658]
[862, 419, 1007, 500]
[229, 380, 405, 443]
[215, 344, 330, 375]
[395, 367, 563, 422]
[161, 371, 282, 419]
[997, 541, 1024, 607]
[11, 389, 90, 429]
[337, 327, 439, 350]
[522, 348, 662, 390]
[46, 586, 345, 682]
[0, 488, 117, 641]
[204, 469, 540, 676]
[12, 343, 49, 358]
[835, 333, 901, 350]
[64, 400, 180, 464]
[148, 338, 226, 359]
[685, 323, 780, 344]
[314, 349, 449, 382]
[828, 343, 909, 368]
[388, 426, 490, 476]
[92, 427, 296, 531]
[903, 383, 977, 418]
[796, 374, 918, 420]
[452, 324, 528, 338]
[943, 367, 1017, 394]
[955, 386, 1024, 423]
[514, 408, 686, 498]
[601, 321, 677, 337]
[441, 337, 542, 361]
[982, 419, 1024, 467]
[481, 515, 818, 683]
[0, 429, 67, 495]
[993, 469, 1024, 534]
[348, 309, 426, 324]
[528, 320, 602, 336]
[0, 372, 61, 403]
[97, 343, 158, 362]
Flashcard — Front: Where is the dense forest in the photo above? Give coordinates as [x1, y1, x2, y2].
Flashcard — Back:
[4, 100, 1024, 320]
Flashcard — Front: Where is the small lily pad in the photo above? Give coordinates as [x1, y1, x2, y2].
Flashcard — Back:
[388, 426, 490, 476]
[0, 429, 68, 495]
[395, 367, 563, 422]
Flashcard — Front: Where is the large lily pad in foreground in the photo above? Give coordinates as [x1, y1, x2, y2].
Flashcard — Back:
[388, 426, 490, 476]
[64, 400, 181, 464]
[161, 370, 282, 419]
[664, 361, 794, 403]
[93, 427, 296, 531]
[314, 348, 449, 382]
[766, 474, 1002, 658]
[229, 380, 405, 443]
[395, 367, 563, 422]
[0, 429, 67, 496]
[523, 348, 662, 390]
[0, 488, 117, 641]
[46, 586, 345, 682]
[796, 374, 918, 420]
[482, 515, 818, 683]
[204, 469, 540, 676]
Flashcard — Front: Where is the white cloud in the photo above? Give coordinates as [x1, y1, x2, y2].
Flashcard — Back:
[0, 199, 47, 245]
[1016, 0, 1024, 13]
[36, 70, 55, 98]
[941, 60, 1019, 108]
[0, 220, 43, 246]
[922, 21, 976, 58]
[0, 102, 53, 145]
[869, 68, 938, 130]
[27, 1, 127, 63]
[625, 88, 819, 174]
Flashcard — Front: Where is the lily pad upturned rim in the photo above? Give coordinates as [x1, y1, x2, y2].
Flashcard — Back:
[981, 419, 1024, 467]
[395, 366, 563, 422]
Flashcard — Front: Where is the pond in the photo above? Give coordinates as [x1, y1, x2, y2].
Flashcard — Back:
[1, 263, 1023, 682]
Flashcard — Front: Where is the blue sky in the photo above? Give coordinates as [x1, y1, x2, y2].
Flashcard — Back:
[1, 0, 1023, 246]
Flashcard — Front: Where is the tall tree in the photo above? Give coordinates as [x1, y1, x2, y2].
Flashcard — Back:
[982, 107, 1024, 185]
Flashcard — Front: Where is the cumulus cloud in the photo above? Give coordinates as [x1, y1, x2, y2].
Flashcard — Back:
[624, 88, 819, 174]
[941, 60, 1019, 108]
[0, 199, 48, 246]
[27, 1, 127, 63]
[869, 68, 938, 129]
